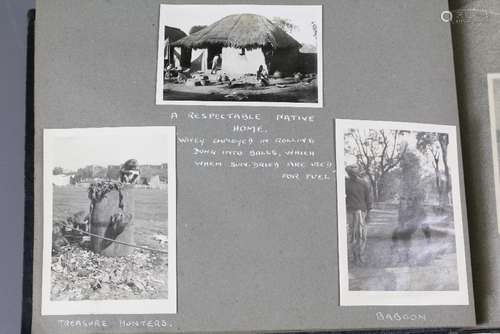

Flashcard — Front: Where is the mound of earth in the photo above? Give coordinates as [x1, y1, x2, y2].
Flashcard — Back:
[50, 244, 168, 301]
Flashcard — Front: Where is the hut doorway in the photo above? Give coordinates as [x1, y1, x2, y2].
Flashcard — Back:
[207, 46, 223, 72]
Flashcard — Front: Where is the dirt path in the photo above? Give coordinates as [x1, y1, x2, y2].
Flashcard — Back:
[348, 208, 459, 291]
[164, 78, 319, 103]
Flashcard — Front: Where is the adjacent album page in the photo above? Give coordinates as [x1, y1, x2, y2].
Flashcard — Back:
[32, 0, 475, 332]
[450, 0, 500, 326]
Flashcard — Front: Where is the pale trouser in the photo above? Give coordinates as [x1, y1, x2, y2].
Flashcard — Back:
[347, 210, 367, 264]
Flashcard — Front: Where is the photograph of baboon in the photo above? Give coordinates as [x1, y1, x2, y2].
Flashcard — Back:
[42, 126, 176, 315]
[156, 4, 322, 107]
[336, 119, 468, 306]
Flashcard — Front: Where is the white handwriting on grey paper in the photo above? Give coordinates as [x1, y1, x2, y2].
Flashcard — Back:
[175, 111, 333, 182]
[375, 312, 427, 322]
[119, 320, 174, 328]
[57, 319, 109, 328]
[57, 319, 174, 328]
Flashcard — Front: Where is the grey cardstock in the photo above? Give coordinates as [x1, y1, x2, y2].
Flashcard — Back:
[33, 0, 475, 332]
[450, 0, 500, 326]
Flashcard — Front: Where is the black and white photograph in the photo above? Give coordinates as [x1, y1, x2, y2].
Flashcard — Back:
[487, 73, 500, 234]
[336, 119, 468, 306]
[155, 4, 323, 107]
[42, 127, 176, 315]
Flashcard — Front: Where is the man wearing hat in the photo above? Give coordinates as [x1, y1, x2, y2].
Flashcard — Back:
[120, 158, 140, 184]
[345, 164, 373, 266]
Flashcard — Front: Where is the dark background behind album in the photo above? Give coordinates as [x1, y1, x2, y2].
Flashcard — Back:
[0, 1, 34, 334]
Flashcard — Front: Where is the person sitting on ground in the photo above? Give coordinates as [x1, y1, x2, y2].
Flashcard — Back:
[211, 53, 221, 74]
[256, 65, 270, 86]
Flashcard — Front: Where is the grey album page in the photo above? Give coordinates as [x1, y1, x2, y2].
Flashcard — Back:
[450, 0, 500, 327]
[32, 0, 475, 332]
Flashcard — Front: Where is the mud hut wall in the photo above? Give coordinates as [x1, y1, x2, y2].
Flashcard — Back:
[220, 47, 267, 75]
[298, 52, 318, 74]
[268, 47, 299, 76]
[189, 49, 208, 72]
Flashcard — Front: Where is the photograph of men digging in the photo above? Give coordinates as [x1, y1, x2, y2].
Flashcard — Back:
[51, 156, 170, 301]
[47, 128, 172, 302]
[158, 5, 321, 105]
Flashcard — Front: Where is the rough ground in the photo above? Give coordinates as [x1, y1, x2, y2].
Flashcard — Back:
[349, 206, 459, 291]
[51, 245, 168, 301]
[164, 75, 319, 103]
[51, 186, 169, 301]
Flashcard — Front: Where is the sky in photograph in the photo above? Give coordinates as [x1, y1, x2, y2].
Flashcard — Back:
[48, 128, 170, 171]
[162, 5, 321, 46]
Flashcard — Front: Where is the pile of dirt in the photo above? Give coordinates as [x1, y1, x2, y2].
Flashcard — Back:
[50, 244, 168, 301]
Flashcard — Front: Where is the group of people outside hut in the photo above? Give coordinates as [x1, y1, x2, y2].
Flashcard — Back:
[164, 13, 314, 79]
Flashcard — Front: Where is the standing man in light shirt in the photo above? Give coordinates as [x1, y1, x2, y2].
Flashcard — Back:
[345, 164, 373, 266]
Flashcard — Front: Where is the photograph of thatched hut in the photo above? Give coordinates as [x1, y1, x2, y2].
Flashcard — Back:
[156, 4, 322, 107]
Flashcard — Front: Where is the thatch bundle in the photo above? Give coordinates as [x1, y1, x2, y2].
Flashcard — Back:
[172, 13, 301, 50]
[164, 26, 187, 42]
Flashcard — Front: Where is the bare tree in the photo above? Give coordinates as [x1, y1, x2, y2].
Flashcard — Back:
[438, 133, 451, 204]
[271, 17, 298, 34]
[416, 132, 450, 206]
[346, 129, 408, 201]
[311, 21, 318, 41]
[416, 132, 442, 195]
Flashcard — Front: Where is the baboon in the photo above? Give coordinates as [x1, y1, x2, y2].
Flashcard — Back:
[391, 194, 430, 265]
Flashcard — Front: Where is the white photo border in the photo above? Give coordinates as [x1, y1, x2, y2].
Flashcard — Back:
[335, 119, 469, 306]
[42, 126, 177, 315]
[155, 4, 324, 108]
[487, 73, 500, 235]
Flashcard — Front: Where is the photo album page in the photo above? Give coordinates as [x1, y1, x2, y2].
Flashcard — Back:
[450, 0, 500, 327]
[31, 0, 476, 332]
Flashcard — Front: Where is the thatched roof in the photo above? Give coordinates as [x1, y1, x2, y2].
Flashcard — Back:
[172, 14, 301, 50]
[165, 26, 187, 42]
